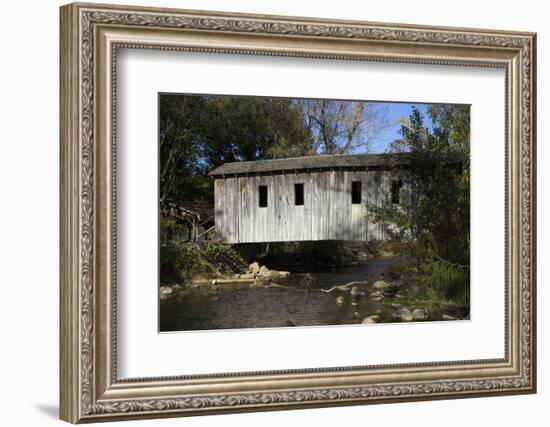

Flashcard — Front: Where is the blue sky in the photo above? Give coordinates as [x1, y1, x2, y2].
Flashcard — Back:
[367, 102, 435, 153]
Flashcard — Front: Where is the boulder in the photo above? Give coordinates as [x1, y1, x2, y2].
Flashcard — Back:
[279, 271, 291, 278]
[372, 280, 390, 290]
[267, 270, 281, 280]
[442, 314, 460, 321]
[390, 303, 402, 310]
[351, 286, 366, 297]
[159, 286, 173, 300]
[362, 315, 380, 324]
[411, 308, 428, 321]
[160, 286, 173, 295]
[258, 265, 270, 277]
[239, 273, 255, 280]
[370, 291, 384, 301]
[249, 262, 261, 274]
[392, 308, 413, 322]
[335, 296, 345, 304]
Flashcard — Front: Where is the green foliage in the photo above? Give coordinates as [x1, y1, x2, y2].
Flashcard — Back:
[160, 243, 208, 285]
[159, 241, 248, 286]
[370, 106, 470, 265]
[199, 241, 248, 275]
[422, 258, 470, 307]
[369, 105, 470, 305]
[159, 216, 188, 244]
[159, 95, 388, 204]
[159, 95, 312, 203]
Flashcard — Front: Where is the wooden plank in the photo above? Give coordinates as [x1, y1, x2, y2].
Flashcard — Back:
[250, 175, 258, 243]
[344, 171, 352, 241]
[286, 173, 294, 241]
[366, 170, 376, 240]
[239, 176, 249, 243]
[327, 171, 334, 240]
[226, 177, 239, 243]
[281, 173, 289, 242]
[312, 172, 319, 241]
[258, 175, 269, 242]
[275, 174, 282, 242]
[360, 171, 368, 241]
[355, 171, 361, 240]
[322, 171, 331, 241]
[335, 171, 346, 240]
[304, 173, 312, 241]
[216, 168, 397, 243]
[294, 173, 303, 241]
[214, 178, 225, 242]
[223, 178, 231, 242]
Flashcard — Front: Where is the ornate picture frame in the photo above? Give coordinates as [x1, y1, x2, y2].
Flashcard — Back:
[60, 2, 536, 423]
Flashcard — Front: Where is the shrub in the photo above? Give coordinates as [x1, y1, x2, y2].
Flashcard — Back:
[160, 241, 247, 286]
[422, 258, 469, 307]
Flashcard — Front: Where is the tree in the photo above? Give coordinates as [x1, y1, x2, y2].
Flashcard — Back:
[371, 106, 470, 265]
[199, 96, 311, 164]
[159, 95, 209, 204]
[159, 95, 313, 204]
[369, 105, 470, 305]
[300, 99, 387, 154]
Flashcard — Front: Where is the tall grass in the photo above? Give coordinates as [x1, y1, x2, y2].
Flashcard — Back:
[422, 258, 469, 307]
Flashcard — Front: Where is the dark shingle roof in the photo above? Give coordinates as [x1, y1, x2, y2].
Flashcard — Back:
[209, 152, 461, 177]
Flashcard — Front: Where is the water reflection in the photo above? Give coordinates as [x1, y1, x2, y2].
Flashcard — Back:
[160, 258, 399, 332]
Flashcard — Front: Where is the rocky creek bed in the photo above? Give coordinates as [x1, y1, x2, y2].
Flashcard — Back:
[159, 257, 467, 332]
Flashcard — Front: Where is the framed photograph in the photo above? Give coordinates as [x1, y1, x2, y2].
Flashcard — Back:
[60, 2, 537, 423]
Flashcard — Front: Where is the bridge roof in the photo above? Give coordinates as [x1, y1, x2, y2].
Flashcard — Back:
[209, 151, 462, 177]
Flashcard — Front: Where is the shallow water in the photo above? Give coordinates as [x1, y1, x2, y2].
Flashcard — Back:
[160, 258, 400, 332]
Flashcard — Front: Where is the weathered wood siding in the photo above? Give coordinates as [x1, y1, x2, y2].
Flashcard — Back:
[214, 170, 393, 243]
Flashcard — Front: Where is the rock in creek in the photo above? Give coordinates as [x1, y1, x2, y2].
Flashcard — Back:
[350, 286, 366, 297]
[267, 270, 281, 280]
[442, 314, 461, 321]
[372, 280, 390, 290]
[392, 307, 413, 322]
[335, 296, 345, 304]
[258, 265, 271, 277]
[362, 315, 380, 324]
[370, 291, 384, 301]
[160, 286, 174, 300]
[411, 308, 428, 321]
[249, 262, 261, 274]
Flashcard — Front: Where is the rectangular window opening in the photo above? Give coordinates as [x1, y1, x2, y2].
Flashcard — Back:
[351, 181, 361, 204]
[391, 180, 403, 205]
[294, 183, 304, 206]
[258, 185, 268, 208]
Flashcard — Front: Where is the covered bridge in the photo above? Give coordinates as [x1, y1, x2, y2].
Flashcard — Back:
[208, 153, 419, 244]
